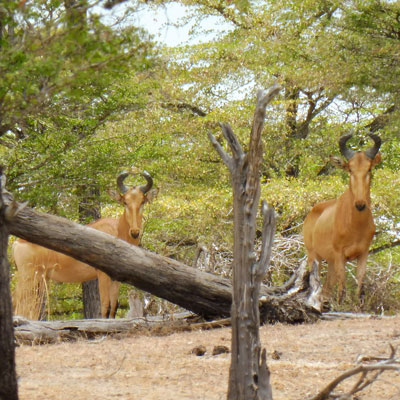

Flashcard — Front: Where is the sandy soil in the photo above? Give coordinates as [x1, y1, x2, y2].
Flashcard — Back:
[16, 315, 400, 400]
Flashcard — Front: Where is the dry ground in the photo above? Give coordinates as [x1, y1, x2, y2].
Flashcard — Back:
[16, 315, 400, 400]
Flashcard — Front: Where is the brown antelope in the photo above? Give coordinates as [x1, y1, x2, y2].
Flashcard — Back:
[13, 170, 157, 319]
[303, 134, 381, 302]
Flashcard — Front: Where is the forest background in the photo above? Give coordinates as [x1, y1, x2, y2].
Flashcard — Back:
[2, 0, 400, 318]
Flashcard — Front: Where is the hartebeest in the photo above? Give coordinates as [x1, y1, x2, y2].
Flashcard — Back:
[303, 134, 381, 302]
[13, 170, 157, 319]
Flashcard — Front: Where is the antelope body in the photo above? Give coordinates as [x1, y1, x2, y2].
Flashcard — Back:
[13, 171, 157, 319]
[303, 134, 381, 302]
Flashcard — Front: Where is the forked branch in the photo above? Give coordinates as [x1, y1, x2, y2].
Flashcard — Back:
[310, 345, 400, 400]
[208, 84, 281, 177]
[208, 122, 246, 174]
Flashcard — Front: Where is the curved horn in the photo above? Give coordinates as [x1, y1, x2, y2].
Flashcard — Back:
[139, 170, 153, 194]
[339, 134, 355, 160]
[365, 133, 381, 159]
[117, 171, 130, 194]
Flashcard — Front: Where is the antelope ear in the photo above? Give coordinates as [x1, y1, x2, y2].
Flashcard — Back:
[330, 155, 348, 170]
[107, 189, 123, 203]
[371, 152, 381, 168]
[144, 188, 159, 204]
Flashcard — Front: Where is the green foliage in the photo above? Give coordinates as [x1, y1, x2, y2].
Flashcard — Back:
[142, 183, 233, 260]
[1, 0, 160, 213]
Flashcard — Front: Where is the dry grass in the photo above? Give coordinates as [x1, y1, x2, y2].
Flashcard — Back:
[16, 315, 400, 400]
[13, 266, 48, 320]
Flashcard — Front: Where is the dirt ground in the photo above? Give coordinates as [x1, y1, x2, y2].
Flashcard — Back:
[16, 315, 400, 400]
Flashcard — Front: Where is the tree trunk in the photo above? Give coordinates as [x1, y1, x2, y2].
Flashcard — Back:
[209, 86, 281, 400]
[0, 175, 18, 400]
[82, 279, 101, 319]
[78, 184, 102, 319]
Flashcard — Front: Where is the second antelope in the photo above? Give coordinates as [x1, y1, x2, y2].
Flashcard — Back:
[13, 170, 157, 319]
[303, 134, 381, 303]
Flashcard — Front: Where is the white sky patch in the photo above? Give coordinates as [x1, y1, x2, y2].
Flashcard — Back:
[135, 3, 194, 47]
[98, 2, 232, 47]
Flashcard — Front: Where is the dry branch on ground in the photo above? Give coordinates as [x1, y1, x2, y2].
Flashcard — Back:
[310, 345, 400, 400]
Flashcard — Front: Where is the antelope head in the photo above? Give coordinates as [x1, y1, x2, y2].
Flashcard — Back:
[330, 133, 381, 211]
[111, 170, 158, 240]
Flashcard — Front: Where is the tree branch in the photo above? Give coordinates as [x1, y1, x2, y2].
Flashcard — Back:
[163, 102, 207, 117]
[370, 239, 400, 254]
[257, 201, 276, 277]
[365, 105, 396, 133]
[207, 131, 233, 172]
[220, 122, 245, 162]
[310, 346, 400, 400]
[103, 0, 128, 9]
[246, 84, 281, 210]
[249, 85, 282, 163]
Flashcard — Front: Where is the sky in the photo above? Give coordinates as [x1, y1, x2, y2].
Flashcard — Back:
[135, 3, 195, 47]
[101, 1, 232, 47]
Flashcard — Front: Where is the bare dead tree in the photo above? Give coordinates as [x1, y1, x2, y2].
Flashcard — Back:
[208, 85, 281, 400]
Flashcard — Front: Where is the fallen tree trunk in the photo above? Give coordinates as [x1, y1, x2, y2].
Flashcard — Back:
[7, 203, 233, 319]
[13, 315, 148, 344]
[12, 312, 235, 344]
[6, 197, 320, 322]
[12, 313, 196, 344]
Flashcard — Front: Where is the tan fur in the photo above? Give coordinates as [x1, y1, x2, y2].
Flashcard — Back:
[13, 185, 157, 319]
[303, 151, 381, 302]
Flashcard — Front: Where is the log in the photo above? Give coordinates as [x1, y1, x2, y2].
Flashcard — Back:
[13, 312, 195, 344]
[7, 203, 233, 319]
[5, 195, 320, 323]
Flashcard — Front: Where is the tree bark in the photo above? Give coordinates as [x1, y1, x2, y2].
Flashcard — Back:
[0, 175, 18, 400]
[82, 279, 101, 319]
[209, 85, 281, 400]
[78, 183, 102, 319]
